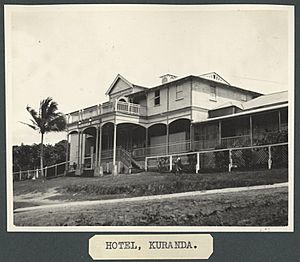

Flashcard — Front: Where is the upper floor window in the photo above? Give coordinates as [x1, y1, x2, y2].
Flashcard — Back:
[210, 86, 217, 101]
[176, 85, 183, 100]
[154, 90, 160, 106]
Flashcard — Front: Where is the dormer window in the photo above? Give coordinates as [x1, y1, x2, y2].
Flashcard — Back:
[154, 90, 160, 106]
[210, 86, 217, 101]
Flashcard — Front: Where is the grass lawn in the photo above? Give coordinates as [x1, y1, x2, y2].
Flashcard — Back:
[13, 168, 288, 207]
[14, 186, 288, 226]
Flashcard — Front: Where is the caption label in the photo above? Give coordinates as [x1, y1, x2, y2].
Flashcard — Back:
[89, 234, 213, 260]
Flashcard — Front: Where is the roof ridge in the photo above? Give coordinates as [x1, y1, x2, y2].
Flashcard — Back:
[263, 90, 288, 95]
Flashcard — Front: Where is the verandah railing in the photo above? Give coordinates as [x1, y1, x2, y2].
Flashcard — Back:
[145, 142, 288, 173]
[68, 101, 147, 123]
[13, 161, 69, 182]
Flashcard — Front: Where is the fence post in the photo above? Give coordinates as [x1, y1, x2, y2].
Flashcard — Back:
[27, 170, 30, 179]
[169, 155, 172, 172]
[145, 157, 148, 171]
[19, 170, 22, 181]
[196, 152, 200, 173]
[268, 145, 272, 169]
[55, 164, 58, 177]
[45, 167, 48, 178]
[228, 149, 233, 172]
[33, 169, 37, 180]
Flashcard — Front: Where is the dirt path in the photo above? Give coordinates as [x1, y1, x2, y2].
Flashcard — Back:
[14, 185, 288, 227]
[14, 182, 288, 213]
[14, 187, 66, 207]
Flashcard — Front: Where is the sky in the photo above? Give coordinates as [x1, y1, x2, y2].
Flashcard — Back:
[5, 4, 293, 145]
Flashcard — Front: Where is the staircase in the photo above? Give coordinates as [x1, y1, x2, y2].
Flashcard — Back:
[100, 147, 144, 174]
[117, 147, 144, 172]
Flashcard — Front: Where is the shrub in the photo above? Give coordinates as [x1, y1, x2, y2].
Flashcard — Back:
[214, 146, 229, 171]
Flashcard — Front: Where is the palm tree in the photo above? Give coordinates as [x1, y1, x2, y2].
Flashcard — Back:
[21, 97, 66, 177]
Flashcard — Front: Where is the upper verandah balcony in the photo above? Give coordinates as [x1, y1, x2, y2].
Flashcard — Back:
[67, 100, 147, 124]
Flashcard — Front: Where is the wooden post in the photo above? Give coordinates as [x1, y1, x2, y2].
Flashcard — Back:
[19, 170, 22, 181]
[166, 124, 169, 155]
[81, 133, 85, 168]
[169, 155, 173, 172]
[55, 164, 58, 177]
[228, 149, 233, 172]
[145, 127, 149, 155]
[77, 131, 81, 169]
[145, 157, 148, 171]
[268, 145, 272, 169]
[98, 125, 103, 176]
[218, 120, 222, 146]
[249, 115, 253, 146]
[65, 133, 69, 173]
[190, 123, 193, 151]
[278, 110, 281, 131]
[45, 167, 48, 178]
[112, 122, 118, 175]
[196, 152, 200, 173]
[95, 126, 99, 168]
[27, 170, 30, 179]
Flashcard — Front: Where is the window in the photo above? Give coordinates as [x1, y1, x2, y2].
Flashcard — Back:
[176, 85, 183, 100]
[154, 90, 160, 106]
[210, 86, 217, 101]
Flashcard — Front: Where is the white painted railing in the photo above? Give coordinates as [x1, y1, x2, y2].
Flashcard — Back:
[13, 161, 70, 182]
[67, 101, 146, 123]
[145, 142, 288, 173]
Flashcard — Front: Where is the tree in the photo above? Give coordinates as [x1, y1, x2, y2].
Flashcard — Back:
[21, 97, 66, 177]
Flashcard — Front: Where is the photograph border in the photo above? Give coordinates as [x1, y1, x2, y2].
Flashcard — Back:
[1, 1, 300, 262]
[5, 3, 295, 233]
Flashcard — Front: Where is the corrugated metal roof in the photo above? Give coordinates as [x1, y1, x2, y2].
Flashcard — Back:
[242, 90, 288, 110]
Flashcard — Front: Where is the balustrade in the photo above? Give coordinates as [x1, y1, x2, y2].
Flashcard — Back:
[67, 101, 145, 124]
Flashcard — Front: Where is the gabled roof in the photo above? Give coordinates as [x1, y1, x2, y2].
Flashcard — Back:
[105, 74, 148, 96]
[243, 90, 288, 111]
[105, 74, 133, 95]
[199, 72, 230, 85]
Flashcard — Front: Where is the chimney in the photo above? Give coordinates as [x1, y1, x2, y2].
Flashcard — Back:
[159, 74, 177, 84]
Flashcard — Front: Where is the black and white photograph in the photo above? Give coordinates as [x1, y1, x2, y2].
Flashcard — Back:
[5, 4, 294, 231]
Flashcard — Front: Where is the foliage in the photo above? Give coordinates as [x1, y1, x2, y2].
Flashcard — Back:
[13, 140, 68, 172]
[186, 153, 197, 172]
[253, 130, 288, 145]
[21, 97, 66, 175]
[214, 145, 229, 171]
[272, 145, 288, 168]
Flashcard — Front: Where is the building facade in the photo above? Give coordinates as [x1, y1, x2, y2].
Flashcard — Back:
[66, 72, 288, 176]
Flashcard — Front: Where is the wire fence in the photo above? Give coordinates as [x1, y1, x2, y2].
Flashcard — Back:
[13, 161, 69, 182]
[145, 142, 288, 173]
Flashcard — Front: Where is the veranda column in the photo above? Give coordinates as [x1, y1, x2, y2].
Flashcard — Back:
[94, 125, 100, 176]
[75, 131, 82, 176]
[65, 133, 69, 174]
[95, 126, 99, 165]
[145, 127, 149, 156]
[77, 131, 81, 169]
[81, 132, 85, 169]
[190, 123, 193, 151]
[166, 124, 169, 155]
[112, 122, 118, 175]
[218, 120, 222, 146]
[98, 125, 103, 175]
[278, 110, 281, 131]
[249, 115, 253, 146]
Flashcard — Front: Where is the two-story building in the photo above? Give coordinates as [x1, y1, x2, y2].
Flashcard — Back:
[66, 72, 288, 176]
